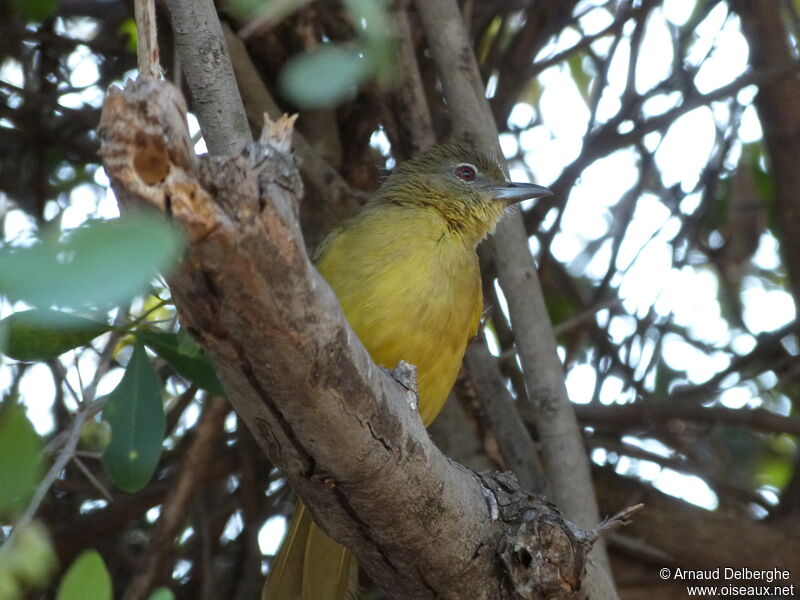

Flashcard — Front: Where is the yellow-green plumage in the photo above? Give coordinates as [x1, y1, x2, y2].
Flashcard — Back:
[263, 144, 551, 600]
[315, 202, 483, 424]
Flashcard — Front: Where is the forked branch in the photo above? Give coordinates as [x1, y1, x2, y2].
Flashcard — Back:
[98, 77, 626, 599]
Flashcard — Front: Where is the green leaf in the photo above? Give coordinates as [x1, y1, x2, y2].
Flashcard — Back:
[755, 455, 791, 489]
[102, 343, 165, 493]
[0, 309, 110, 362]
[12, 0, 58, 21]
[280, 45, 369, 108]
[137, 330, 226, 396]
[343, 0, 395, 86]
[520, 79, 542, 108]
[118, 18, 138, 54]
[0, 403, 42, 518]
[56, 550, 111, 600]
[0, 214, 183, 309]
[343, 0, 391, 44]
[546, 291, 576, 334]
[750, 157, 774, 200]
[3, 521, 57, 589]
[148, 587, 176, 600]
[362, 40, 395, 88]
[78, 419, 112, 453]
[176, 328, 203, 358]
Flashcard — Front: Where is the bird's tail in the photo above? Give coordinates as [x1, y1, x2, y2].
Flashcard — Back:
[263, 502, 358, 600]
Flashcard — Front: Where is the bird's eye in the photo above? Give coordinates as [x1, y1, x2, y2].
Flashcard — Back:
[453, 164, 477, 182]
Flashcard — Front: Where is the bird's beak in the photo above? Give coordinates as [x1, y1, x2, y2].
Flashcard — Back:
[490, 182, 553, 205]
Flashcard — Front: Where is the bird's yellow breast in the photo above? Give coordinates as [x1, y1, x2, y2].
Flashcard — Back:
[315, 203, 482, 426]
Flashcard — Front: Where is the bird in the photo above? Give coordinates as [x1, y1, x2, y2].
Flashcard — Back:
[263, 143, 551, 600]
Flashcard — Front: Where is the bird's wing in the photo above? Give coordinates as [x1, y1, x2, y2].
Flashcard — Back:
[312, 225, 344, 264]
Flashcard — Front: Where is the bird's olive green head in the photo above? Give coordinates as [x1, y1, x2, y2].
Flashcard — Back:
[377, 144, 552, 245]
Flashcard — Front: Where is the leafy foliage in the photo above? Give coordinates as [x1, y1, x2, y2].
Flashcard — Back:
[56, 550, 112, 600]
[0, 403, 42, 518]
[0, 522, 57, 596]
[101, 343, 165, 493]
[0, 309, 110, 362]
[0, 215, 183, 309]
[9, 0, 58, 22]
[137, 330, 226, 396]
[280, 45, 371, 108]
[148, 588, 176, 600]
[277, 0, 395, 107]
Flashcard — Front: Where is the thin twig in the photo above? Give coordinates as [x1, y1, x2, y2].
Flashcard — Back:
[72, 455, 113, 502]
[2, 397, 102, 550]
[498, 297, 624, 366]
[45, 308, 129, 456]
[589, 503, 644, 541]
[588, 437, 772, 509]
[122, 396, 229, 600]
[134, 0, 160, 79]
[74, 450, 103, 459]
[48, 359, 83, 408]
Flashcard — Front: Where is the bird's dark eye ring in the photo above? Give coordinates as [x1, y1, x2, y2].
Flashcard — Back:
[454, 164, 477, 182]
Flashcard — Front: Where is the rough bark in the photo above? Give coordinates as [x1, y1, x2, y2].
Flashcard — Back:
[221, 22, 363, 250]
[98, 77, 608, 599]
[164, 0, 251, 156]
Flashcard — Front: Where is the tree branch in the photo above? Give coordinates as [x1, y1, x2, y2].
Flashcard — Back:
[98, 77, 602, 599]
[464, 337, 547, 494]
[732, 0, 800, 315]
[595, 469, 800, 584]
[133, 0, 159, 79]
[574, 401, 800, 438]
[164, 0, 251, 156]
[387, 1, 436, 156]
[414, 1, 617, 597]
[220, 22, 363, 249]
